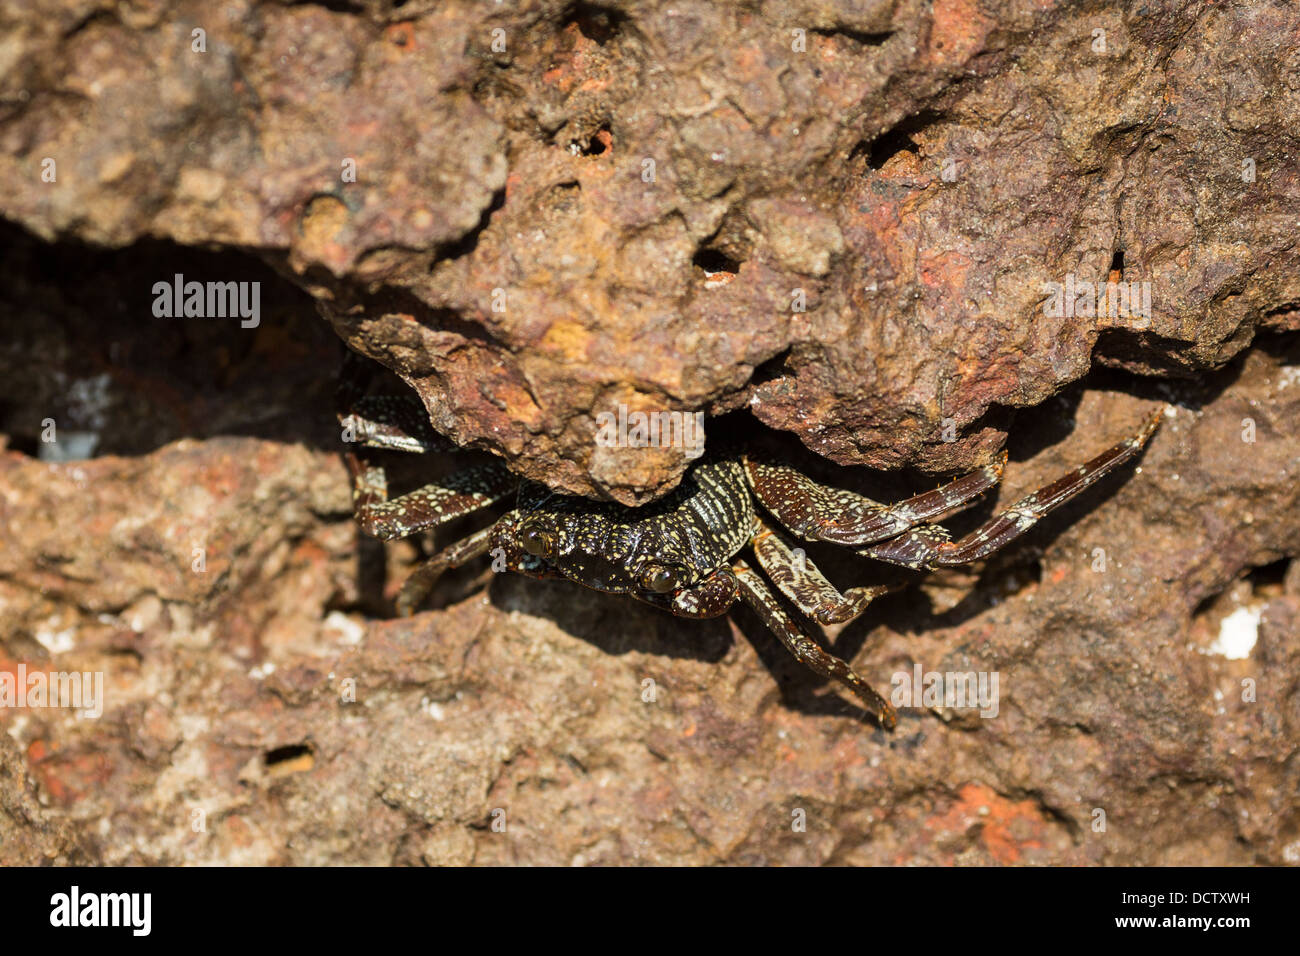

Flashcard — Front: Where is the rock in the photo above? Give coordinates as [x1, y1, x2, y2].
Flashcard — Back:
[0, 0, 1297, 867]
[3, 2, 1298, 500]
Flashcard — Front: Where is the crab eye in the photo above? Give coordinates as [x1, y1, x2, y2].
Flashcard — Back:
[521, 527, 552, 557]
[643, 566, 681, 593]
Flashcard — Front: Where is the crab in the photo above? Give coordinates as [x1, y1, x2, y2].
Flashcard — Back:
[338, 363, 1163, 728]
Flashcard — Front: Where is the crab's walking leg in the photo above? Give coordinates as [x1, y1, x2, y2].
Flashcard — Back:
[346, 455, 516, 540]
[396, 524, 499, 616]
[337, 349, 460, 454]
[340, 404, 514, 539]
[745, 451, 1007, 546]
[341, 395, 462, 454]
[750, 519, 893, 625]
[863, 408, 1164, 570]
[337, 355, 516, 539]
[733, 559, 897, 728]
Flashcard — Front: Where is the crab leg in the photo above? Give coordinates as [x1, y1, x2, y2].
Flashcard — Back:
[750, 519, 893, 625]
[745, 451, 1007, 546]
[345, 454, 516, 540]
[733, 559, 897, 728]
[863, 408, 1164, 570]
[340, 395, 462, 454]
[396, 523, 499, 616]
[337, 352, 516, 539]
[337, 349, 458, 454]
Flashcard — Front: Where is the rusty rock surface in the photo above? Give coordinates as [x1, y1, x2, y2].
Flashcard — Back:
[1, 323, 1297, 864]
[0, 0, 1298, 867]
[3, 1, 1299, 500]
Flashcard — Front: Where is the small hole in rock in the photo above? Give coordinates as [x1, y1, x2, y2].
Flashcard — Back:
[1108, 249, 1125, 280]
[1246, 557, 1290, 594]
[545, 180, 582, 215]
[693, 248, 740, 286]
[264, 744, 315, 776]
[812, 27, 894, 48]
[570, 124, 611, 157]
[568, 1, 627, 44]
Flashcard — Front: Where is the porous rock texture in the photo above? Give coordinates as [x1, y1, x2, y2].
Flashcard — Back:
[1, 0, 1298, 865]
[4, 0, 1299, 501]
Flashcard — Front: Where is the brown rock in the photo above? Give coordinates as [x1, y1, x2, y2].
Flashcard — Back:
[0, 0, 1297, 867]
[3, 2, 1297, 499]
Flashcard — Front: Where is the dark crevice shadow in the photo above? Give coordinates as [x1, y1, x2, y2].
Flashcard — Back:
[431, 187, 505, 265]
[348, 530, 392, 619]
[0, 218, 341, 458]
[1242, 326, 1300, 365]
[851, 110, 946, 171]
[810, 27, 894, 48]
[331, 282, 508, 354]
[748, 346, 794, 390]
[823, 350, 1280, 644]
[1094, 328, 1214, 377]
[1190, 554, 1293, 623]
[989, 388, 1084, 464]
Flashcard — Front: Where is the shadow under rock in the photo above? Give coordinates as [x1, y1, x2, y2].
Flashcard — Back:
[0, 220, 343, 457]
